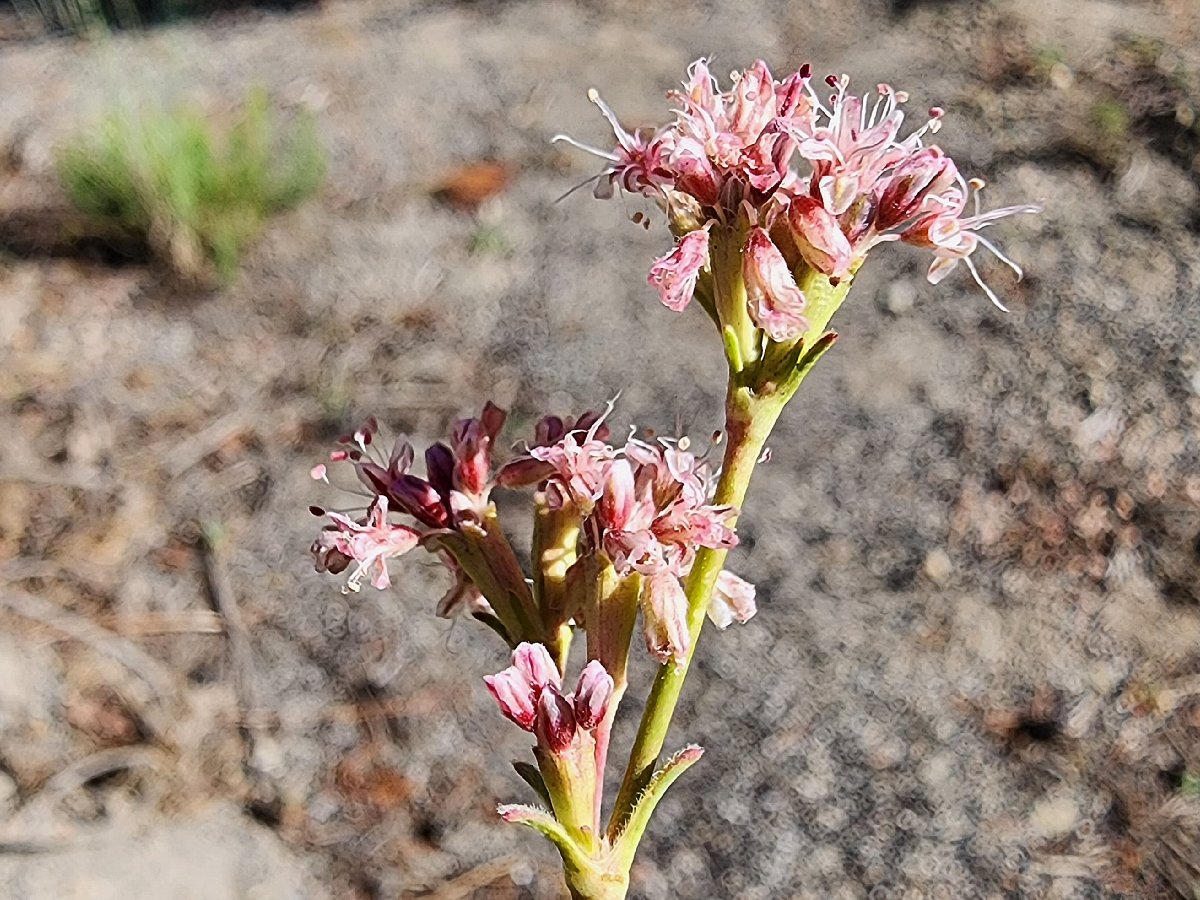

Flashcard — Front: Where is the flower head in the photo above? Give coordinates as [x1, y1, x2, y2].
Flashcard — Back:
[309, 409, 515, 620]
[310, 497, 420, 593]
[522, 422, 741, 664]
[563, 60, 1040, 314]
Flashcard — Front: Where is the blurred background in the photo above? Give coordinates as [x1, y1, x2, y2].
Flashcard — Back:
[1, 0, 1199, 897]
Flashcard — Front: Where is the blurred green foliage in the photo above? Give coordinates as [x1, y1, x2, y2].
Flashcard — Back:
[58, 87, 324, 282]
[1091, 97, 1131, 141]
[12, 0, 135, 34]
[10, 0, 312, 36]
[1182, 771, 1200, 798]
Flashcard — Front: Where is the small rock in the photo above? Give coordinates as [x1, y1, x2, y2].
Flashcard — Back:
[1030, 794, 1079, 839]
[886, 279, 917, 314]
[922, 548, 953, 585]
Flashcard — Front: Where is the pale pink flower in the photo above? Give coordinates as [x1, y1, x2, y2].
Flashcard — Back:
[528, 430, 616, 514]
[310, 497, 420, 593]
[597, 438, 736, 586]
[871, 145, 960, 233]
[641, 571, 691, 664]
[495, 410, 611, 489]
[900, 179, 1042, 310]
[647, 228, 710, 312]
[743, 227, 809, 342]
[667, 59, 803, 196]
[799, 78, 917, 217]
[553, 89, 674, 200]
[707, 570, 757, 629]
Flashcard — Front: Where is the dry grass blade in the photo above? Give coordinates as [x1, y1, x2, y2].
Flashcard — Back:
[98, 610, 225, 636]
[198, 527, 270, 736]
[403, 855, 522, 899]
[0, 586, 177, 701]
[39, 746, 166, 798]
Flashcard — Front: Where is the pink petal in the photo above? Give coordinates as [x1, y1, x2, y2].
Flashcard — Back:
[647, 228, 710, 312]
[512, 642, 562, 691]
[742, 227, 809, 342]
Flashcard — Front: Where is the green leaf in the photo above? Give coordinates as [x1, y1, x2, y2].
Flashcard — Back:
[497, 803, 591, 867]
[781, 330, 838, 401]
[512, 759, 553, 807]
[610, 744, 704, 857]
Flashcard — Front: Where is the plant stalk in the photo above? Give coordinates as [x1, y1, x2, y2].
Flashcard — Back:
[608, 381, 780, 837]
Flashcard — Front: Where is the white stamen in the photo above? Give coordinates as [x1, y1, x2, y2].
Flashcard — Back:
[976, 235, 1025, 280]
[964, 255, 1008, 312]
[550, 133, 619, 162]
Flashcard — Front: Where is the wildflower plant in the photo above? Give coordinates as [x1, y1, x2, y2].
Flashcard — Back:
[307, 59, 1039, 899]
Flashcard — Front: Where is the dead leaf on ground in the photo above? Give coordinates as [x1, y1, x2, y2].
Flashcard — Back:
[430, 161, 511, 211]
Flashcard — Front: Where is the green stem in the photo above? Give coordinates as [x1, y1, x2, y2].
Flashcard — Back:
[452, 511, 539, 645]
[562, 861, 629, 900]
[608, 381, 781, 838]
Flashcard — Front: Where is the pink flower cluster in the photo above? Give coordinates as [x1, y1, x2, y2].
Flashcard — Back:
[310, 407, 756, 662]
[485, 642, 614, 753]
[566, 59, 1040, 316]
[347, 402, 506, 529]
[309, 407, 505, 614]
[520, 429, 756, 663]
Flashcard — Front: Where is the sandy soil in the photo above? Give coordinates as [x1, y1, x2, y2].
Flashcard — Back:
[2, 0, 1200, 897]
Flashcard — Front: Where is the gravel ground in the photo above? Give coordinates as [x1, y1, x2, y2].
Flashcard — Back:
[2, 0, 1200, 897]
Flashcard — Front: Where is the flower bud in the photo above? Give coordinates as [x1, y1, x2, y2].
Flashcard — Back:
[572, 659, 615, 730]
[512, 641, 562, 691]
[534, 687, 577, 753]
[641, 572, 691, 664]
[742, 227, 808, 342]
[484, 667, 537, 731]
[786, 195, 852, 279]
